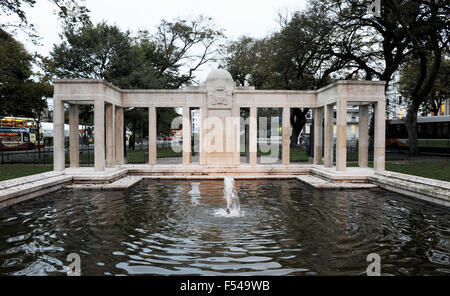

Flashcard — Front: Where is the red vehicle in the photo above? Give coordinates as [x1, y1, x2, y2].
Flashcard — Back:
[0, 117, 42, 151]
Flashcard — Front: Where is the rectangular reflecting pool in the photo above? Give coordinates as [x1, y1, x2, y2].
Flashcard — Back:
[0, 179, 449, 275]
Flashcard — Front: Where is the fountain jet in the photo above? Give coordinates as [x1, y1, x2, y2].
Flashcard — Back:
[224, 177, 240, 215]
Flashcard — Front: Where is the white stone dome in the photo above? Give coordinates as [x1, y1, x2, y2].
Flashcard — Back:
[205, 68, 233, 83]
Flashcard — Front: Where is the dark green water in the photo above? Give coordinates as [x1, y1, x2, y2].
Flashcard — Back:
[0, 179, 449, 275]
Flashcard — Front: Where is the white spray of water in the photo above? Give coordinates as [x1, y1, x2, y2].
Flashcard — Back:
[214, 177, 241, 217]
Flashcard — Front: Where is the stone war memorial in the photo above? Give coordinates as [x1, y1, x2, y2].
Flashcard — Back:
[53, 69, 386, 174]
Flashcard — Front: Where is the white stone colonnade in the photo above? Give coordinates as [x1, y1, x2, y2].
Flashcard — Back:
[53, 69, 386, 172]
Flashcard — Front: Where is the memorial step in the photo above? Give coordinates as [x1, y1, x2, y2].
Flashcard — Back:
[66, 176, 143, 190]
[0, 175, 72, 208]
[369, 173, 450, 206]
[296, 175, 377, 189]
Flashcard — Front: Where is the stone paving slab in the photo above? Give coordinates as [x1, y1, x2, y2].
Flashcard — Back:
[66, 176, 143, 190]
[311, 166, 375, 183]
[0, 171, 64, 190]
[66, 167, 128, 184]
[0, 175, 72, 204]
[296, 175, 377, 189]
[369, 173, 450, 206]
[123, 164, 312, 176]
[374, 171, 450, 191]
[103, 176, 143, 189]
[0, 182, 67, 209]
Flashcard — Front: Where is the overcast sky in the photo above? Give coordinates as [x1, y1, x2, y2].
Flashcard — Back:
[18, 0, 307, 81]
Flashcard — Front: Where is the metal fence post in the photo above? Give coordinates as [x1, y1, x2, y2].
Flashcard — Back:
[1, 139, 3, 165]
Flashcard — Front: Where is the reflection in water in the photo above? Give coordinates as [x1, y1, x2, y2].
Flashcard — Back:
[0, 179, 449, 275]
[188, 183, 201, 206]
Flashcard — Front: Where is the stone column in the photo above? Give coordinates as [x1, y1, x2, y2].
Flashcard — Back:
[94, 100, 105, 171]
[336, 99, 347, 171]
[232, 105, 241, 165]
[105, 104, 115, 168]
[245, 123, 250, 163]
[374, 100, 386, 171]
[199, 107, 205, 165]
[149, 106, 157, 165]
[69, 104, 79, 168]
[358, 105, 369, 168]
[323, 104, 334, 167]
[282, 107, 290, 165]
[182, 106, 191, 165]
[115, 107, 124, 165]
[53, 99, 65, 171]
[313, 107, 323, 165]
[249, 107, 257, 165]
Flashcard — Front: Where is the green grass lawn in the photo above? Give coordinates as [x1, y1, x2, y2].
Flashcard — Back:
[0, 164, 53, 181]
[126, 147, 182, 163]
[347, 161, 450, 182]
[240, 145, 311, 162]
[385, 161, 450, 182]
[290, 147, 310, 162]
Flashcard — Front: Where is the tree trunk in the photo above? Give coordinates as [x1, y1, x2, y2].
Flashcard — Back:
[290, 108, 309, 147]
[404, 103, 420, 156]
[290, 128, 300, 147]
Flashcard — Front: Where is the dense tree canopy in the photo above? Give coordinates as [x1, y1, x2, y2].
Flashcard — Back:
[0, 29, 52, 118]
[44, 16, 224, 147]
[224, 2, 345, 146]
[400, 57, 450, 116]
[224, 0, 449, 153]
[0, 0, 85, 120]
[47, 22, 147, 88]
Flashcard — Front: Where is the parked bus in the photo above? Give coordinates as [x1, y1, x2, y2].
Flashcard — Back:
[386, 115, 450, 155]
[0, 117, 43, 151]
